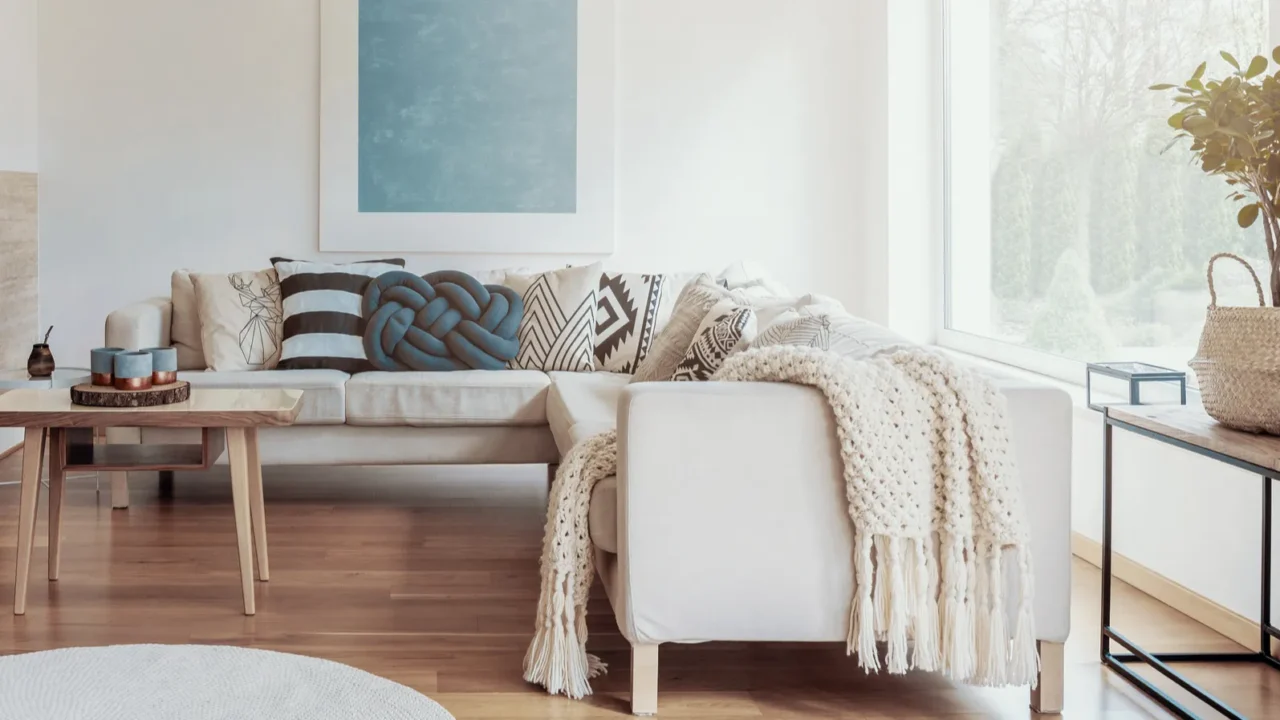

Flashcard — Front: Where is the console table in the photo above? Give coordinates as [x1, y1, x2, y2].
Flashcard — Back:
[1103, 405, 1278, 719]
[0, 388, 301, 616]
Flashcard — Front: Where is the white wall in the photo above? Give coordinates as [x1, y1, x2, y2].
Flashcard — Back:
[0, 0, 37, 172]
[1073, 407, 1280, 626]
[38, 0, 872, 362]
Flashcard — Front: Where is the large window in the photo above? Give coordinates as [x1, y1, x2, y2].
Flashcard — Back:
[944, 0, 1271, 381]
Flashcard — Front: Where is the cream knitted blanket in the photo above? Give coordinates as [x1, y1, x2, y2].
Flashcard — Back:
[523, 345, 1038, 699]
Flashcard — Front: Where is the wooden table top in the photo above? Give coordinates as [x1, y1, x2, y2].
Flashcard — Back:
[1107, 404, 1280, 473]
[0, 388, 303, 428]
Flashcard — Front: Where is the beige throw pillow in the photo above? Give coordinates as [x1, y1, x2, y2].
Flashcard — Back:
[631, 275, 741, 383]
[505, 262, 602, 372]
[750, 313, 910, 360]
[191, 269, 284, 371]
[170, 270, 205, 370]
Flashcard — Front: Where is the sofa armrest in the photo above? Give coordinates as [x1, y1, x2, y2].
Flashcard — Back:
[614, 381, 853, 644]
[610, 377, 1072, 646]
[105, 297, 172, 350]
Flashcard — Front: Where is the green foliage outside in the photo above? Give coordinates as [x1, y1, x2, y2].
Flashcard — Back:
[991, 158, 1033, 300]
[1089, 147, 1138, 293]
[1027, 250, 1113, 356]
[1030, 158, 1077, 296]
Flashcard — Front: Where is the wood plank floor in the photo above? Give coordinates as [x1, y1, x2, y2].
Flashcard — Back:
[0, 455, 1276, 718]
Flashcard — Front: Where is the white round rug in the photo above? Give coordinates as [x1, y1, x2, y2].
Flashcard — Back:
[0, 644, 456, 719]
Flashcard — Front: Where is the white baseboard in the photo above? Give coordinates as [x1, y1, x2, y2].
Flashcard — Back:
[1072, 532, 1278, 653]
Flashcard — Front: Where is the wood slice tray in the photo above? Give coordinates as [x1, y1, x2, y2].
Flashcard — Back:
[70, 381, 190, 408]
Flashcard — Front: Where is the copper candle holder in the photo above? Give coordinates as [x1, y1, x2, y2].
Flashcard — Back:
[91, 347, 126, 387]
[113, 351, 153, 390]
[114, 375, 152, 391]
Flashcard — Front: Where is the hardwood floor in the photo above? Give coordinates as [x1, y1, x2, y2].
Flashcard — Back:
[0, 455, 1276, 718]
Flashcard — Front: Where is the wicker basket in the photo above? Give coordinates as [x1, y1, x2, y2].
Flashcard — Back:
[1189, 253, 1280, 434]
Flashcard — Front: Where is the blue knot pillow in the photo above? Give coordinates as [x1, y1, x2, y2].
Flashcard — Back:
[361, 270, 523, 371]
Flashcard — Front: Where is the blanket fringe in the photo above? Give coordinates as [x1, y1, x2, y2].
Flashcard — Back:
[523, 569, 602, 699]
[883, 537, 910, 674]
[848, 531, 880, 672]
[1009, 547, 1040, 687]
[911, 537, 941, 672]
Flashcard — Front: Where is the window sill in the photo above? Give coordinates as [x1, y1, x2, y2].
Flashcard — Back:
[935, 344, 1201, 421]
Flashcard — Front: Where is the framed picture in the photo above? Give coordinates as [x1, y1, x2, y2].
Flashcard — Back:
[319, 0, 615, 254]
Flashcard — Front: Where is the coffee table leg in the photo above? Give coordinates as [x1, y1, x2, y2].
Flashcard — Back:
[245, 428, 269, 581]
[14, 427, 46, 615]
[47, 429, 66, 581]
[226, 427, 256, 615]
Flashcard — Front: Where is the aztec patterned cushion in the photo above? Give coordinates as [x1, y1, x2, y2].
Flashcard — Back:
[750, 313, 910, 360]
[671, 299, 757, 382]
[361, 270, 522, 371]
[595, 272, 667, 373]
[273, 259, 405, 372]
[504, 263, 602, 372]
[632, 275, 759, 383]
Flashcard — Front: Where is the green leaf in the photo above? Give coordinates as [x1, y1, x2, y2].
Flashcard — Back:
[1188, 78, 1206, 91]
[1149, 83, 1177, 91]
[1239, 203, 1260, 228]
[1222, 51, 1241, 70]
[1247, 55, 1269, 78]
[1168, 112, 1186, 129]
[1183, 115, 1216, 137]
[1193, 61, 1208, 81]
[1272, 45, 1280, 64]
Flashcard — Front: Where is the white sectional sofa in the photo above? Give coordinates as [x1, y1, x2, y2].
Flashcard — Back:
[106, 294, 1072, 716]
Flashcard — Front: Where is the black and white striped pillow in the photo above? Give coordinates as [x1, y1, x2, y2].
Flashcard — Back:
[272, 259, 404, 372]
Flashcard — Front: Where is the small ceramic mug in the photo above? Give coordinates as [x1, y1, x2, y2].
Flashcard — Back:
[113, 351, 153, 391]
[143, 347, 178, 385]
[90, 347, 126, 386]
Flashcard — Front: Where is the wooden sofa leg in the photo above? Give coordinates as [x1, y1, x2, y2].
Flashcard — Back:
[1030, 640, 1064, 714]
[631, 643, 659, 715]
[109, 472, 129, 509]
[105, 427, 138, 509]
[158, 470, 175, 498]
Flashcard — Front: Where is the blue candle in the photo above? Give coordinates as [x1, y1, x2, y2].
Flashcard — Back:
[113, 351, 152, 381]
[90, 347, 125, 374]
[90, 347, 126, 386]
[143, 347, 179, 385]
[143, 347, 178, 373]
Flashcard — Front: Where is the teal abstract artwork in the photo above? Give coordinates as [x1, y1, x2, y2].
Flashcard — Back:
[358, 0, 577, 214]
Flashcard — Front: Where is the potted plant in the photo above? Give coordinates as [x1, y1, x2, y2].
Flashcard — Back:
[1154, 49, 1280, 433]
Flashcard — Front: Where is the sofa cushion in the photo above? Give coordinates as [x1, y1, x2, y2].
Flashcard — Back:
[178, 369, 347, 424]
[546, 371, 630, 454]
[345, 370, 550, 426]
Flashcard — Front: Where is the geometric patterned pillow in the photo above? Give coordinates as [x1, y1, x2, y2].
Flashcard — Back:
[595, 272, 667, 373]
[504, 263, 601, 372]
[750, 313, 909, 360]
[671, 301, 757, 382]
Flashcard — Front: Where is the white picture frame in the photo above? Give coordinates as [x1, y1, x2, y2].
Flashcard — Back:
[318, 0, 615, 254]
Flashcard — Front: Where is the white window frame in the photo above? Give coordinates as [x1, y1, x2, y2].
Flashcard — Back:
[935, 0, 1280, 387]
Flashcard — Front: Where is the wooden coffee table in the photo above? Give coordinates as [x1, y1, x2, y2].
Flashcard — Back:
[0, 388, 301, 616]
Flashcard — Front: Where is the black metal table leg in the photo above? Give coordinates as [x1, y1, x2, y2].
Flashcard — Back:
[1100, 411, 1280, 719]
[1102, 419, 1113, 661]
[1264, 474, 1273, 663]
